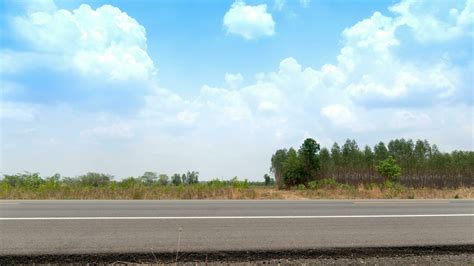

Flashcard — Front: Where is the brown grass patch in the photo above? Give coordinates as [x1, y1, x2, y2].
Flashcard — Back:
[0, 186, 472, 200]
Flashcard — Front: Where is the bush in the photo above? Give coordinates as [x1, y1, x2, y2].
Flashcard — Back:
[79, 172, 112, 187]
[307, 181, 318, 190]
[376, 156, 401, 182]
[231, 177, 249, 189]
[207, 179, 225, 189]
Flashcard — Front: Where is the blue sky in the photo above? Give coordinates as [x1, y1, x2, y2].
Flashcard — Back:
[0, 0, 473, 180]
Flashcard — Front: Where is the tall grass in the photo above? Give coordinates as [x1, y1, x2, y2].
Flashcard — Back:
[0, 181, 471, 200]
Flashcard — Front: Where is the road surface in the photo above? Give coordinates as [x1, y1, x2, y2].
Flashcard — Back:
[0, 200, 473, 255]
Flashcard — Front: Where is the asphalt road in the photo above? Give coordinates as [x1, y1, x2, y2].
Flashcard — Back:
[0, 200, 473, 255]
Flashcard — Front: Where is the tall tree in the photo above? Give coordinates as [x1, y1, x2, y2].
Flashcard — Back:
[282, 148, 304, 187]
[374, 142, 389, 162]
[319, 147, 331, 178]
[270, 149, 288, 189]
[298, 138, 321, 182]
[171, 173, 182, 186]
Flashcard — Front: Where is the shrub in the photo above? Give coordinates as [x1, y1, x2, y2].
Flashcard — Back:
[307, 181, 318, 190]
[376, 156, 401, 182]
[207, 179, 225, 189]
[231, 177, 249, 189]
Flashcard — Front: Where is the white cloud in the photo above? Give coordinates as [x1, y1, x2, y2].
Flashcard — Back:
[11, 3, 156, 81]
[223, 1, 275, 40]
[225, 72, 244, 88]
[321, 104, 355, 126]
[390, 0, 474, 42]
[2, 0, 473, 180]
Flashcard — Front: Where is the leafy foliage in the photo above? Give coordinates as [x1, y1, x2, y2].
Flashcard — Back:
[376, 156, 401, 182]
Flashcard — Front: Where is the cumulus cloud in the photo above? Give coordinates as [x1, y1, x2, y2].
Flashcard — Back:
[223, 1, 275, 40]
[225, 73, 244, 88]
[390, 0, 474, 42]
[321, 104, 355, 126]
[2, 0, 473, 179]
[11, 3, 155, 81]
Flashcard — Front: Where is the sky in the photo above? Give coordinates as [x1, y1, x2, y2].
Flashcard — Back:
[0, 0, 473, 180]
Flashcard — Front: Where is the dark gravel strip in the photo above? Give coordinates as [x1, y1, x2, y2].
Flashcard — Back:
[1, 245, 473, 264]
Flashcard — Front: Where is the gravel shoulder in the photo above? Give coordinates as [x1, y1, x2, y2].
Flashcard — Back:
[1, 245, 472, 265]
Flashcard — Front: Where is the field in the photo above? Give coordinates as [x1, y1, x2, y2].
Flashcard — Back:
[1, 183, 472, 200]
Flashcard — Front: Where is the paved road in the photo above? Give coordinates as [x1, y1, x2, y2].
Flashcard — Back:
[0, 200, 473, 255]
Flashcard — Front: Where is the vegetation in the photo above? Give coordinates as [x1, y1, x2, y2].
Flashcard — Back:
[0, 137, 472, 199]
[271, 138, 473, 189]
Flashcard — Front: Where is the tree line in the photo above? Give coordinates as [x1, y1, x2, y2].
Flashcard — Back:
[1, 171, 200, 189]
[271, 138, 473, 188]
[0, 171, 273, 190]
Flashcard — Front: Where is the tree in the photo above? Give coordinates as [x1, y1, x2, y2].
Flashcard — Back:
[140, 171, 158, 185]
[270, 149, 288, 189]
[363, 145, 374, 175]
[283, 148, 304, 187]
[298, 138, 321, 182]
[158, 174, 169, 186]
[374, 142, 389, 162]
[181, 173, 187, 184]
[171, 173, 182, 186]
[263, 174, 274, 186]
[185, 171, 199, 184]
[319, 148, 331, 178]
[376, 156, 401, 182]
[79, 172, 112, 187]
[331, 142, 342, 178]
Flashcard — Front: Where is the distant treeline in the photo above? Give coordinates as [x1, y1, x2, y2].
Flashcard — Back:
[271, 138, 474, 188]
[0, 171, 271, 191]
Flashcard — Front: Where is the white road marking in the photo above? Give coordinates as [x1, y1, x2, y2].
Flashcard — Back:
[353, 201, 449, 204]
[0, 214, 473, 220]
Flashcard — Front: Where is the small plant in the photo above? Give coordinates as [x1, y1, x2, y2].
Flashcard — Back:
[454, 194, 460, 199]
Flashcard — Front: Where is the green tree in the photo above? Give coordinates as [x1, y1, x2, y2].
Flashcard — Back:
[319, 147, 331, 178]
[263, 174, 274, 186]
[374, 141, 389, 162]
[376, 156, 401, 182]
[330, 142, 342, 178]
[79, 172, 112, 187]
[171, 173, 182, 186]
[363, 145, 374, 175]
[270, 149, 288, 189]
[283, 148, 304, 187]
[185, 171, 199, 184]
[298, 138, 321, 182]
[140, 171, 158, 185]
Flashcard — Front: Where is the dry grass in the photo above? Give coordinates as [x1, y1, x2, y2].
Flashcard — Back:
[0, 185, 472, 200]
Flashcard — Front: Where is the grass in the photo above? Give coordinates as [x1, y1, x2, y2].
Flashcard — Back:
[0, 182, 472, 200]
